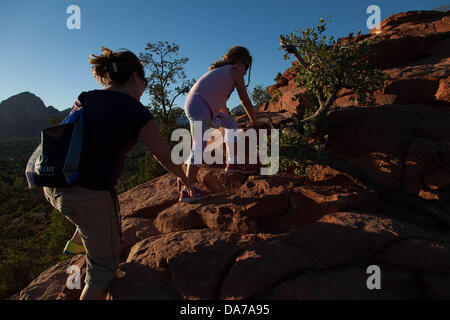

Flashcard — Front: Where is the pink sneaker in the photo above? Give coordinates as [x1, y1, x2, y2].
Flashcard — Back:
[225, 164, 257, 174]
[179, 186, 211, 203]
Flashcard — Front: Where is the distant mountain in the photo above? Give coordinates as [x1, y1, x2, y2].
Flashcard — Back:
[47, 105, 71, 120]
[0, 92, 70, 138]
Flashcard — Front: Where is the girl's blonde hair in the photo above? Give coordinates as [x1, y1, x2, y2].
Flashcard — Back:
[89, 47, 145, 87]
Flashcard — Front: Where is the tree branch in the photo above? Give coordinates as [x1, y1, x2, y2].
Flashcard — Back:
[280, 35, 308, 68]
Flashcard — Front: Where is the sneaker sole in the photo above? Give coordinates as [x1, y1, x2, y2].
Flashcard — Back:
[63, 250, 85, 256]
[179, 194, 210, 203]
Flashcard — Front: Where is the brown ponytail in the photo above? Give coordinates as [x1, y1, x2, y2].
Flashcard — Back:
[89, 47, 145, 87]
[209, 46, 252, 87]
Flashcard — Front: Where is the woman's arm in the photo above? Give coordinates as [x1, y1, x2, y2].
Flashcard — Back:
[230, 66, 258, 124]
[139, 119, 191, 189]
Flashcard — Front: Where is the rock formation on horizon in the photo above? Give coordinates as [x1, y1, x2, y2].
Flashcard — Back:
[11, 10, 450, 300]
[0, 92, 71, 138]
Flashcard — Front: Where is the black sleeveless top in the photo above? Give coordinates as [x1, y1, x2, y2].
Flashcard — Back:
[71, 90, 154, 190]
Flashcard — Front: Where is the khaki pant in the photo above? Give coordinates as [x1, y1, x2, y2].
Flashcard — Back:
[43, 184, 122, 289]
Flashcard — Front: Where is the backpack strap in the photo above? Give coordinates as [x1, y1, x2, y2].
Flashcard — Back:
[62, 104, 85, 184]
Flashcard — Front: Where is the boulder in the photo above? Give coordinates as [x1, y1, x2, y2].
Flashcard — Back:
[118, 173, 179, 219]
[16, 255, 86, 300]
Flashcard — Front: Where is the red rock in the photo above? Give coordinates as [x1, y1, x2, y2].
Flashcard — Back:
[111, 262, 179, 300]
[324, 105, 433, 191]
[266, 81, 305, 114]
[404, 138, 441, 194]
[115, 230, 260, 300]
[439, 139, 450, 164]
[154, 175, 302, 234]
[154, 202, 206, 233]
[234, 175, 296, 218]
[377, 238, 450, 274]
[375, 36, 439, 68]
[118, 173, 179, 219]
[422, 168, 450, 190]
[418, 273, 450, 299]
[417, 113, 450, 141]
[436, 77, 450, 103]
[265, 266, 422, 300]
[196, 167, 249, 194]
[325, 105, 432, 158]
[120, 217, 160, 257]
[288, 185, 376, 224]
[220, 212, 448, 299]
[17, 255, 85, 300]
[384, 79, 440, 104]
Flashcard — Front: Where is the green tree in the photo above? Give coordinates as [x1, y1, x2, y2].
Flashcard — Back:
[139, 41, 195, 143]
[274, 72, 283, 82]
[251, 84, 271, 110]
[279, 15, 386, 123]
[273, 15, 386, 178]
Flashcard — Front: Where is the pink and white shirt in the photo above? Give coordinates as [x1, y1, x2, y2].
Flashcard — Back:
[188, 63, 246, 118]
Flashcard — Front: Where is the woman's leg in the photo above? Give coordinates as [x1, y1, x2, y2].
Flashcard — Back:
[80, 285, 107, 300]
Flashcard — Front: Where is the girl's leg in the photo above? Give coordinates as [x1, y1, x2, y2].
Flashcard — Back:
[186, 163, 200, 186]
[218, 112, 257, 174]
[181, 94, 212, 200]
[184, 95, 213, 182]
[218, 113, 239, 164]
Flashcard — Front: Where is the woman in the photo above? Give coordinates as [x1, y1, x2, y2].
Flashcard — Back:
[180, 46, 261, 203]
[43, 47, 193, 300]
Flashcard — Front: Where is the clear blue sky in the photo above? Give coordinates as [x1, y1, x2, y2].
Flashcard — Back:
[0, 0, 441, 111]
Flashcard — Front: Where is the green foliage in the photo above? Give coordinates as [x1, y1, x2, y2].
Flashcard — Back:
[0, 137, 168, 298]
[280, 15, 386, 121]
[251, 84, 271, 110]
[116, 143, 167, 193]
[276, 16, 386, 177]
[0, 207, 75, 299]
[278, 105, 328, 176]
[269, 88, 282, 104]
[274, 72, 283, 82]
[139, 41, 195, 143]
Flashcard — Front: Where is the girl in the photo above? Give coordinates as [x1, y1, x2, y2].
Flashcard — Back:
[43, 47, 194, 300]
[180, 46, 261, 203]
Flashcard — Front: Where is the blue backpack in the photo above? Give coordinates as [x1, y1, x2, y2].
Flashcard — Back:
[25, 105, 86, 188]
